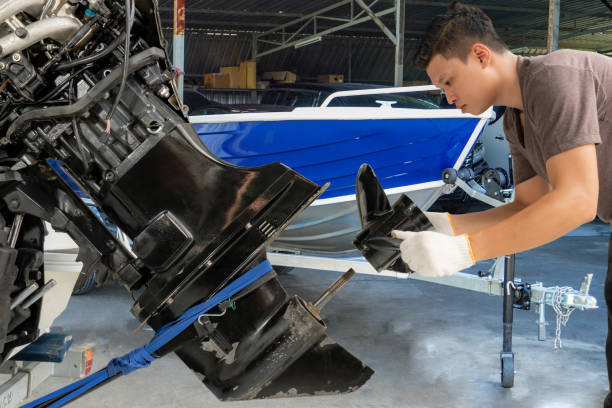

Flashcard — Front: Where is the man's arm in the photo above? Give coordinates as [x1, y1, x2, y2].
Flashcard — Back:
[451, 175, 551, 235]
[469, 143, 598, 261]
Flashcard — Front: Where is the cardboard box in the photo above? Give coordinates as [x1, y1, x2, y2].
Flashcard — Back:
[203, 73, 230, 89]
[203, 73, 214, 88]
[218, 61, 256, 89]
[240, 60, 257, 89]
[262, 71, 297, 83]
[220, 66, 241, 88]
[317, 74, 344, 83]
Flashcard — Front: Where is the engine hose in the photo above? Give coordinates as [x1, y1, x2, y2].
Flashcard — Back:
[53, 32, 126, 72]
[40, 15, 102, 74]
[38, 64, 93, 102]
[106, 0, 135, 125]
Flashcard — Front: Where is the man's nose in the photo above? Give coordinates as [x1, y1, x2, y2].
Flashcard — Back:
[445, 92, 457, 104]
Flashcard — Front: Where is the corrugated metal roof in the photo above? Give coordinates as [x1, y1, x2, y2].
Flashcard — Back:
[158, 0, 612, 84]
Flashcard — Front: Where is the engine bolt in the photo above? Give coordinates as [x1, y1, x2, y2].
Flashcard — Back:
[12, 53, 20, 62]
[0, 63, 5, 70]
[9, 199, 19, 209]
[156, 85, 170, 99]
[14, 28, 27, 39]
[103, 171, 116, 182]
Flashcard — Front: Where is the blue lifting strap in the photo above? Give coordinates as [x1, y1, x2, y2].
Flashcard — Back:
[21, 259, 273, 408]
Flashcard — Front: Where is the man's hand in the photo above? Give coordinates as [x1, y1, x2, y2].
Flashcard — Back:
[391, 230, 475, 277]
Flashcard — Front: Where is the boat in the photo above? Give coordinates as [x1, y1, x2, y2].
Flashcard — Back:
[191, 86, 494, 254]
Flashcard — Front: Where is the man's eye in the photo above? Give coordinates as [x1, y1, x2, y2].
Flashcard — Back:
[445, 81, 451, 86]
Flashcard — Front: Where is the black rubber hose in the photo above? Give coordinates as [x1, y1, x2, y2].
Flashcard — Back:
[53, 33, 126, 72]
[39, 64, 93, 102]
[40, 16, 101, 74]
[106, 0, 135, 125]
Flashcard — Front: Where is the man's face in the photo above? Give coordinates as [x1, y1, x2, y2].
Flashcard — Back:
[426, 48, 495, 115]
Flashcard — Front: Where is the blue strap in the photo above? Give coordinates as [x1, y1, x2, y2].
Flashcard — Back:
[21, 259, 273, 408]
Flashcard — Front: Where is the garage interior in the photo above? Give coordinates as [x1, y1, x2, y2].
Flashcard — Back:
[9, 1, 612, 407]
[158, 0, 612, 92]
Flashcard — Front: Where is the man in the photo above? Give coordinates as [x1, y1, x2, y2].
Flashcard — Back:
[391, 1, 612, 405]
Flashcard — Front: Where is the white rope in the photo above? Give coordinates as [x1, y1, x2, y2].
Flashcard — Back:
[552, 286, 576, 349]
[506, 280, 516, 296]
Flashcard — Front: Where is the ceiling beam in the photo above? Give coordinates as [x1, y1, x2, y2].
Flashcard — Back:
[159, 7, 304, 19]
[160, 19, 283, 28]
[254, 7, 399, 58]
[257, 0, 353, 38]
[355, 0, 397, 44]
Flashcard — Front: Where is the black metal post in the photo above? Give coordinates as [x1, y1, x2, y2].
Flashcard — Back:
[500, 253, 516, 387]
[502, 254, 515, 352]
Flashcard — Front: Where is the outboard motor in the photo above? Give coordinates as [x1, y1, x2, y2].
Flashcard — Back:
[0, 0, 372, 400]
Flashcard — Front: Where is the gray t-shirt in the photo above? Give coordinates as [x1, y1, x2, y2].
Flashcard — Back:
[503, 50, 612, 222]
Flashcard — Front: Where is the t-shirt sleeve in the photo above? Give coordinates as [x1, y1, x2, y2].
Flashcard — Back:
[503, 111, 536, 185]
[526, 65, 601, 162]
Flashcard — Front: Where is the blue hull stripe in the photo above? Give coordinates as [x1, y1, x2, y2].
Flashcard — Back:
[193, 118, 482, 199]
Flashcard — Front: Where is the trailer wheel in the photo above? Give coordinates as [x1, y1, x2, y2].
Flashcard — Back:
[501, 355, 514, 388]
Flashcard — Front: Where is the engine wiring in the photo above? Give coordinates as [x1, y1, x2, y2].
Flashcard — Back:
[105, 0, 135, 133]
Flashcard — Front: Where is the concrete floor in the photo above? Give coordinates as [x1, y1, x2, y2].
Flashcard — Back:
[24, 221, 611, 408]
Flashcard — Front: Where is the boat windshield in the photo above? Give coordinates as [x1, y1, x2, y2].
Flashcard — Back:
[328, 93, 440, 109]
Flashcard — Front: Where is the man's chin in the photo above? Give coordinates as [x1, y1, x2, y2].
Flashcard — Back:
[467, 106, 488, 116]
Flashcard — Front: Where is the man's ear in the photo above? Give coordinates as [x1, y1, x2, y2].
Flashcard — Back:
[471, 43, 492, 67]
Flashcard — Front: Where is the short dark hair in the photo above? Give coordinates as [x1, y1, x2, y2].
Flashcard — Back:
[413, 2, 508, 70]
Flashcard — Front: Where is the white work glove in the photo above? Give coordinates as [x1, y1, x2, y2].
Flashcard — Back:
[423, 211, 456, 236]
[391, 230, 475, 277]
